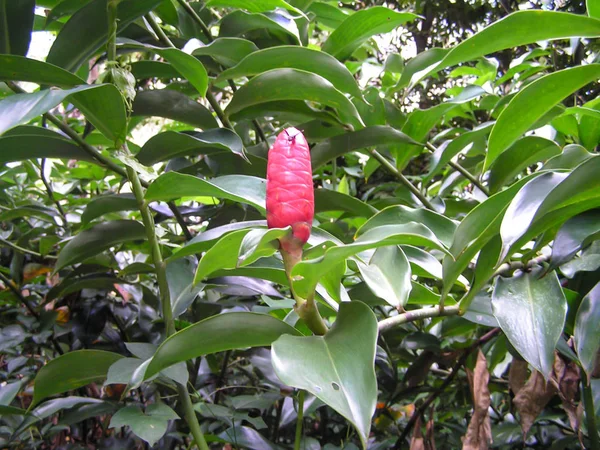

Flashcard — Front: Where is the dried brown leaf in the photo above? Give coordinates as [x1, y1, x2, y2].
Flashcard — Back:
[462, 350, 492, 450]
[513, 368, 557, 437]
[553, 353, 581, 432]
[410, 416, 425, 450]
[509, 358, 529, 396]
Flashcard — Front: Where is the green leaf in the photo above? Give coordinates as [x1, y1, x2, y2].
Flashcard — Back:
[574, 281, 600, 378]
[129, 60, 180, 79]
[0, 0, 34, 55]
[414, 11, 600, 86]
[109, 403, 179, 446]
[206, 0, 304, 16]
[131, 90, 218, 130]
[0, 84, 126, 143]
[225, 68, 364, 130]
[136, 130, 245, 165]
[358, 245, 411, 307]
[229, 100, 342, 125]
[544, 144, 594, 170]
[551, 210, 600, 268]
[32, 350, 123, 407]
[590, 0, 600, 19]
[145, 172, 266, 213]
[292, 223, 449, 300]
[486, 65, 600, 169]
[0, 135, 96, 164]
[218, 46, 362, 98]
[492, 268, 567, 378]
[56, 220, 146, 271]
[0, 55, 86, 87]
[81, 194, 138, 223]
[396, 47, 448, 91]
[167, 258, 204, 317]
[193, 229, 248, 283]
[238, 227, 290, 267]
[272, 301, 378, 448]
[144, 313, 301, 380]
[356, 205, 457, 249]
[219, 9, 301, 44]
[46, 275, 132, 302]
[488, 136, 561, 193]
[307, 1, 353, 30]
[322, 6, 417, 60]
[314, 189, 377, 218]
[192, 37, 259, 67]
[46, 0, 161, 72]
[311, 126, 420, 169]
[44, 0, 93, 27]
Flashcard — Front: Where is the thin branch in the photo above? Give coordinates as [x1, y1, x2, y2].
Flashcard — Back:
[369, 149, 436, 210]
[493, 254, 550, 277]
[425, 142, 489, 196]
[378, 305, 460, 333]
[0, 238, 57, 260]
[39, 159, 68, 226]
[294, 390, 306, 450]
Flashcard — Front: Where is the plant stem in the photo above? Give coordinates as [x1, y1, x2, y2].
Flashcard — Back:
[178, 384, 210, 450]
[425, 142, 489, 196]
[582, 372, 600, 450]
[39, 159, 68, 226]
[294, 390, 305, 450]
[378, 305, 460, 333]
[369, 149, 436, 210]
[0, 238, 57, 260]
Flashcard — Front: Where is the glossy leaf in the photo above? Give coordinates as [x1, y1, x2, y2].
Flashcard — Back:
[0, 0, 34, 55]
[0, 135, 95, 164]
[136, 130, 245, 165]
[44, 0, 93, 26]
[56, 220, 147, 271]
[32, 350, 123, 407]
[488, 136, 561, 193]
[322, 6, 417, 60]
[358, 245, 411, 307]
[218, 46, 362, 97]
[574, 281, 600, 377]
[551, 210, 600, 268]
[225, 69, 364, 130]
[46, 0, 161, 71]
[238, 227, 290, 267]
[144, 313, 301, 380]
[0, 84, 126, 143]
[311, 126, 421, 169]
[131, 90, 218, 130]
[206, 0, 304, 16]
[292, 223, 449, 300]
[109, 403, 179, 446]
[314, 189, 377, 218]
[0, 54, 86, 87]
[192, 37, 259, 67]
[492, 268, 567, 378]
[145, 172, 266, 213]
[81, 194, 138, 223]
[219, 10, 301, 44]
[167, 258, 204, 318]
[486, 65, 600, 169]
[272, 301, 378, 448]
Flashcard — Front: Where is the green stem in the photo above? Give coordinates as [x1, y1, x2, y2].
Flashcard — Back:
[106, 0, 118, 64]
[378, 305, 460, 333]
[369, 149, 436, 210]
[206, 89, 235, 130]
[583, 372, 600, 450]
[0, 238, 57, 260]
[178, 384, 210, 450]
[294, 390, 305, 450]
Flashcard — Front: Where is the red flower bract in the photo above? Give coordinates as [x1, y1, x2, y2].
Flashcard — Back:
[266, 127, 314, 254]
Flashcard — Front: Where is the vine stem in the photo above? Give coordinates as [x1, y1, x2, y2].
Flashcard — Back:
[294, 390, 306, 450]
[378, 305, 460, 333]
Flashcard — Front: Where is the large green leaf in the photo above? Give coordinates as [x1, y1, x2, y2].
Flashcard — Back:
[272, 301, 378, 449]
[192, 37, 259, 67]
[307, 1, 353, 29]
[81, 194, 138, 223]
[311, 126, 421, 169]
[56, 220, 147, 271]
[0, 135, 95, 164]
[358, 245, 411, 308]
[219, 9, 301, 44]
[575, 281, 600, 378]
[0, 84, 126, 143]
[145, 172, 266, 213]
[0, 0, 34, 55]
[314, 189, 377, 218]
[0, 55, 86, 87]
[551, 210, 600, 268]
[492, 268, 567, 378]
[218, 46, 362, 97]
[321, 6, 417, 60]
[488, 136, 561, 193]
[31, 350, 123, 407]
[144, 313, 301, 380]
[44, 0, 93, 27]
[46, 0, 161, 72]
[136, 130, 245, 165]
[414, 11, 600, 85]
[590, 0, 600, 19]
[486, 64, 600, 169]
[131, 90, 218, 130]
[356, 205, 457, 249]
[292, 223, 449, 300]
[225, 68, 364, 130]
[109, 403, 179, 447]
[206, 0, 303, 15]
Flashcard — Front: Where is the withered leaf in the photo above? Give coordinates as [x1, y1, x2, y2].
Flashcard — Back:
[513, 368, 557, 437]
[462, 350, 492, 450]
[553, 353, 580, 432]
[509, 358, 529, 396]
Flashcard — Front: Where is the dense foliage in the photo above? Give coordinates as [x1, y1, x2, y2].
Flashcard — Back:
[0, 0, 599, 449]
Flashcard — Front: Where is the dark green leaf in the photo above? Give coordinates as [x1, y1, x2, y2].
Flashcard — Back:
[574, 281, 600, 377]
[314, 189, 377, 218]
[81, 194, 137, 223]
[192, 37, 259, 67]
[0, 135, 95, 164]
[492, 268, 567, 378]
[219, 10, 301, 44]
[0, 0, 34, 55]
[551, 210, 600, 268]
[0, 55, 86, 87]
[45, 0, 93, 27]
[109, 403, 179, 446]
[358, 245, 411, 307]
[272, 301, 378, 448]
[206, 0, 304, 15]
